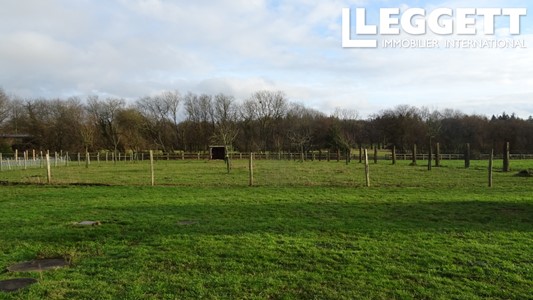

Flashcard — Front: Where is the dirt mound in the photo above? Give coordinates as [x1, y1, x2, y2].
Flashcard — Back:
[515, 169, 533, 177]
[0, 278, 38, 292]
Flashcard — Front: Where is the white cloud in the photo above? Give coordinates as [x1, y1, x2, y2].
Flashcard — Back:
[0, 0, 531, 118]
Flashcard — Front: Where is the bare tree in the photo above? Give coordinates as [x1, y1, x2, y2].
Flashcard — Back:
[212, 93, 239, 147]
[6, 97, 26, 134]
[238, 99, 258, 151]
[79, 107, 96, 153]
[116, 108, 148, 153]
[287, 103, 323, 158]
[136, 92, 180, 152]
[249, 90, 288, 151]
[184, 93, 214, 150]
[49, 97, 84, 151]
[25, 98, 54, 149]
[423, 108, 443, 139]
[0, 88, 11, 127]
[87, 96, 125, 156]
[333, 107, 359, 121]
[331, 106, 362, 150]
[161, 90, 181, 131]
[136, 96, 168, 152]
[373, 105, 425, 151]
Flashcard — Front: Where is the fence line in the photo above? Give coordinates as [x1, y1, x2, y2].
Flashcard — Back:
[2, 151, 533, 170]
[1, 150, 532, 188]
[0, 157, 67, 171]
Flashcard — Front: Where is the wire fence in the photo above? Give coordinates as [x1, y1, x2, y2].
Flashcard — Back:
[1, 150, 532, 188]
[2, 150, 533, 172]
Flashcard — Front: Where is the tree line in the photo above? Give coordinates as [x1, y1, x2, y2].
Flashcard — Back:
[1, 87, 533, 156]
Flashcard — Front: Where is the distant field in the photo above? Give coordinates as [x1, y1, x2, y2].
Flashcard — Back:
[0, 160, 532, 299]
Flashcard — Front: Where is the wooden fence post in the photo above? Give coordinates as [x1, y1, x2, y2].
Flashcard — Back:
[364, 149, 370, 187]
[435, 142, 441, 167]
[412, 144, 417, 165]
[428, 138, 432, 171]
[392, 146, 396, 165]
[488, 149, 494, 187]
[249, 152, 254, 187]
[23, 151, 27, 170]
[150, 150, 155, 186]
[86, 152, 90, 168]
[77, 153, 81, 166]
[0, 153, 3, 172]
[46, 153, 51, 184]
[503, 142, 510, 172]
[465, 143, 471, 168]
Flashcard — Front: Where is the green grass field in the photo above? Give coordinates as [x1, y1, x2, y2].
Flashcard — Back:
[0, 159, 532, 299]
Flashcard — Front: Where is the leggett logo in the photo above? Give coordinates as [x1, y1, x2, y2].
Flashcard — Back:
[342, 7, 528, 49]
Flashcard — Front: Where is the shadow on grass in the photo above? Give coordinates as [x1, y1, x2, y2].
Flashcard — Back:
[3, 201, 532, 244]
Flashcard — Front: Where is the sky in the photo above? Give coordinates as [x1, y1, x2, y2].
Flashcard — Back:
[0, 0, 532, 118]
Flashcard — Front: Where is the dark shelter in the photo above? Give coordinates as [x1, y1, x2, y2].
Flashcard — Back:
[210, 146, 226, 160]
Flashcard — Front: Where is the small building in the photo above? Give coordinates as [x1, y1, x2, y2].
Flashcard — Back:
[0, 134, 33, 152]
[209, 145, 227, 160]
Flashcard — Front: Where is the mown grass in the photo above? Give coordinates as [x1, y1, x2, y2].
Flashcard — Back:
[1, 157, 532, 188]
[0, 159, 532, 299]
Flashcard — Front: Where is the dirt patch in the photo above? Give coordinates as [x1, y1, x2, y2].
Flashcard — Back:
[177, 220, 198, 226]
[0, 278, 38, 292]
[74, 221, 101, 226]
[7, 258, 69, 272]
